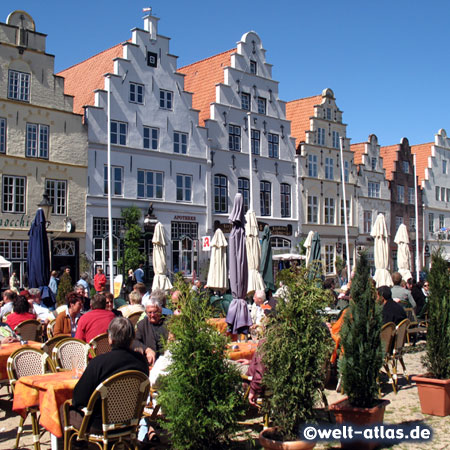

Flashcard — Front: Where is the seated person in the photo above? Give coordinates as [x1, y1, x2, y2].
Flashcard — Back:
[6, 295, 36, 331]
[378, 285, 407, 326]
[134, 298, 169, 366]
[54, 292, 84, 337]
[391, 272, 416, 310]
[0, 289, 17, 320]
[74, 283, 90, 311]
[0, 321, 20, 343]
[250, 290, 266, 328]
[68, 316, 149, 431]
[121, 291, 145, 318]
[28, 288, 54, 324]
[142, 288, 173, 316]
[105, 292, 123, 317]
[75, 294, 115, 343]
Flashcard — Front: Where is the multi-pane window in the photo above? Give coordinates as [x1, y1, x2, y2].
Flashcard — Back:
[0, 118, 6, 153]
[307, 195, 318, 223]
[364, 210, 372, 233]
[111, 121, 127, 146]
[324, 198, 335, 224]
[441, 187, 445, 202]
[251, 129, 260, 155]
[129, 82, 144, 104]
[344, 160, 349, 182]
[228, 125, 241, 151]
[260, 181, 271, 216]
[325, 157, 334, 180]
[435, 186, 440, 201]
[26, 123, 49, 158]
[340, 199, 350, 225]
[214, 175, 228, 213]
[249, 60, 257, 74]
[143, 126, 158, 150]
[447, 189, 450, 202]
[268, 133, 279, 158]
[368, 181, 380, 198]
[408, 187, 415, 204]
[409, 217, 416, 232]
[395, 216, 403, 230]
[326, 108, 332, 120]
[280, 183, 291, 218]
[241, 93, 250, 111]
[332, 131, 340, 149]
[45, 179, 67, 215]
[439, 214, 445, 229]
[238, 177, 250, 212]
[103, 166, 123, 196]
[317, 128, 325, 145]
[174, 132, 188, 154]
[257, 97, 266, 115]
[137, 170, 163, 199]
[325, 245, 334, 274]
[308, 154, 318, 177]
[397, 185, 404, 203]
[176, 174, 192, 202]
[402, 161, 409, 173]
[8, 70, 30, 102]
[371, 157, 377, 170]
[159, 89, 173, 109]
[428, 213, 434, 233]
[2, 176, 25, 213]
[443, 160, 448, 174]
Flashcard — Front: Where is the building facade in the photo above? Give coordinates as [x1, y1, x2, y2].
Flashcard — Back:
[0, 11, 88, 286]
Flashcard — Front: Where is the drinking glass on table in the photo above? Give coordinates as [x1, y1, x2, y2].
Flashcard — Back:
[71, 355, 82, 379]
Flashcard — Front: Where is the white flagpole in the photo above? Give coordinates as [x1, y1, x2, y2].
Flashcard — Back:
[247, 112, 253, 211]
[107, 75, 114, 291]
[339, 137, 351, 279]
[414, 154, 420, 282]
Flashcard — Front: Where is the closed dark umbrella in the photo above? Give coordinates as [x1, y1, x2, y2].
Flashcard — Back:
[226, 194, 251, 335]
[27, 209, 50, 289]
[307, 231, 322, 280]
[259, 225, 275, 293]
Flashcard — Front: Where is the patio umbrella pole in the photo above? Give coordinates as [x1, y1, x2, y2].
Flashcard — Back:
[247, 112, 253, 210]
[339, 137, 351, 277]
[107, 75, 114, 291]
[414, 154, 420, 282]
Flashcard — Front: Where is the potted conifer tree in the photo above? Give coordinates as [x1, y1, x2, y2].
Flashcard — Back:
[412, 250, 450, 416]
[329, 252, 389, 450]
[259, 267, 332, 449]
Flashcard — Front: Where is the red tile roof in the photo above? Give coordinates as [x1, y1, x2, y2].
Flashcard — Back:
[178, 49, 234, 126]
[350, 142, 366, 165]
[411, 142, 433, 185]
[379, 144, 399, 181]
[285, 95, 322, 148]
[57, 43, 124, 115]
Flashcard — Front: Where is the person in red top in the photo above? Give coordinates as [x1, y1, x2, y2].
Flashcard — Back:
[75, 293, 115, 343]
[93, 267, 107, 293]
[6, 295, 36, 331]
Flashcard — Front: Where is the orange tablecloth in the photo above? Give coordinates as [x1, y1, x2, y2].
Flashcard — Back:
[227, 341, 258, 361]
[0, 341, 41, 380]
[13, 371, 79, 438]
[208, 318, 228, 334]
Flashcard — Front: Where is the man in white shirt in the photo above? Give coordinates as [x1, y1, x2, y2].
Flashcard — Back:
[250, 290, 266, 327]
[28, 288, 54, 323]
[0, 290, 17, 320]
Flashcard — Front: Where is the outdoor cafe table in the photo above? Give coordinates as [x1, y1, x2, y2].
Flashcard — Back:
[208, 318, 228, 334]
[0, 341, 41, 380]
[12, 370, 79, 439]
[227, 341, 258, 361]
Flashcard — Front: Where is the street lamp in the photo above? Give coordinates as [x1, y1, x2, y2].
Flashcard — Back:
[37, 190, 52, 227]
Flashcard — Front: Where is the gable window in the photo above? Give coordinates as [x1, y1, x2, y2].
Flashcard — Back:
[344, 160, 349, 182]
[8, 70, 30, 102]
[137, 170, 163, 199]
[371, 157, 377, 170]
[317, 128, 325, 145]
[307, 195, 318, 223]
[214, 175, 228, 213]
[428, 213, 434, 233]
[250, 60, 257, 74]
[104, 166, 123, 196]
[325, 157, 334, 180]
[260, 181, 271, 216]
[443, 160, 448, 174]
[340, 199, 350, 225]
[280, 183, 291, 218]
[26, 123, 49, 158]
[2, 175, 25, 213]
[238, 177, 250, 212]
[368, 181, 380, 198]
[326, 108, 332, 120]
[111, 121, 127, 146]
[408, 187, 415, 204]
[129, 82, 144, 104]
[364, 210, 372, 233]
[159, 89, 173, 109]
[228, 125, 241, 151]
[176, 174, 192, 202]
[251, 129, 260, 155]
[257, 97, 266, 115]
[143, 126, 158, 150]
[173, 132, 188, 154]
[324, 197, 335, 224]
[397, 185, 404, 203]
[0, 118, 6, 153]
[268, 133, 279, 158]
[45, 179, 67, 215]
[241, 93, 250, 111]
[402, 161, 409, 173]
[308, 154, 318, 177]
[332, 131, 340, 149]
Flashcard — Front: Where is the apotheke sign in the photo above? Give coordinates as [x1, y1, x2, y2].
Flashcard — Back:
[0, 214, 32, 229]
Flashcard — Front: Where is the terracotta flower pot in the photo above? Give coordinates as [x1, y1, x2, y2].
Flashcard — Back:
[412, 374, 450, 417]
[259, 427, 316, 450]
[329, 398, 390, 450]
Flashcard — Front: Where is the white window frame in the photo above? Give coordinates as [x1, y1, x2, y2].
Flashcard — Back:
[317, 127, 325, 145]
[176, 174, 193, 202]
[344, 160, 349, 182]
[26, 123, 49, 158]
[340, 199, 350, 225]
[257, 97, 266, 115]
[174, 131, 188, 154]
[104, 165, 124, 197]
[214, 174, 228, 213]
[238, 177, 250, 212]
[143, 126, 158, 150]
[249, 60, 257, 74]
[363, 210, 372, 233]
[439, 214, 445, 229]
[8, 70, 30, 102]
[159, 89, 173, 110]
[324, 197, 335, 224]
[308, 154, 318, 177]
[2, 175, 26, 213]
[368, 181, 380, 198]
[325, 244, 335, 275]
[260, 181, 271, 217]
[307, 195, 318, 223]
[397, 185, 404, 203]
[137, 169, 163, 199]
[428, 213, 434, 233]
[332, 131, 340, 149]
[443, 160, 448, 175]
[0, 118, 6, 153]
[251, 129, 260, 155]
[111, 121, 127, 146]
[129, 82, 144, 104]
[229, 125, 241, 152]
[436, 186, 440, 201]
[268, 133, 279, 158]
[325, 157, 334, 180]
[45, 179, 67, 215]
[408, 187, 415, 205]
[241, 92, 250, 111]
[280, 183, 291, 218]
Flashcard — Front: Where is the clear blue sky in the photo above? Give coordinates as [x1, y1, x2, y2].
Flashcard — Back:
[1, 1, 449, 146]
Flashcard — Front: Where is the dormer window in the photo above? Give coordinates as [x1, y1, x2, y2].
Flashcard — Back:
[371, 157, 377, 170]
[250, 60, 257, 74]
[8, 70, 30, 102]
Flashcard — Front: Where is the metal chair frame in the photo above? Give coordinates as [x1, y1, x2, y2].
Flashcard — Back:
[14, 319, 42, 342]
[52, 337, 95, 371]
[389, 318, 411, 392]
[89, 332, 111, 356]
[379, 322, 396, 394]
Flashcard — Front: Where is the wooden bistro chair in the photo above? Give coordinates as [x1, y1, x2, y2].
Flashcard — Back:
[52, 338, 94, 372]
[63, 370, 150, 450]
[127, 311, 143, 328]
[14, 319, 42, 342]
[379, 322, 396, 394]
[390, 318, 411, 392]
[7, 347, 56, 450]
[404, 308, 427, 345]
[89, 333, 111, 356]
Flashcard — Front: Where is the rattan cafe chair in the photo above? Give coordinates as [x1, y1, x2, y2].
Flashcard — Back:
[89, 332, 111, 357]
[127, 311, 143, 328]
[390, 318, 411, 392]
[41, 335, 71, 357]
[379, 322, 396, 394]
[14, 319, 42, 342]
[52, 337, 94, 372]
